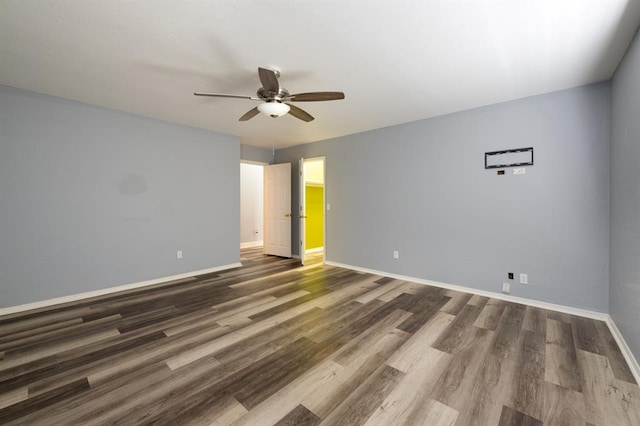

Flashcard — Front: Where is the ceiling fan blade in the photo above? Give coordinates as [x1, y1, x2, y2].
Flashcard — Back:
[194, 92, 259, 100]
[287, 104, 314, 122]
[289, 92, 345, 102]
[239, 107, 260, 121]
[258, 67, 280, 93]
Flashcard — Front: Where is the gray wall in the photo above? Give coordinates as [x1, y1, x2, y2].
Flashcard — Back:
[0, 85, 240, 308]
[241, 144, 273, 164]
[277, 83, 610, 312]
[611, 29, 640, 358]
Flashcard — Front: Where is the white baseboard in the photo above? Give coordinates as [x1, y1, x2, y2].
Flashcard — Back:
[0, 262, 242, 317]
[604, 316, 640, 385]
[240, 240, 263, 249]
[324, 261, 608, 321]
[4, 257, 639, 385]
[325, 260, 640, 382]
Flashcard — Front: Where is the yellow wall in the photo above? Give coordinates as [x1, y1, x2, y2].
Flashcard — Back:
[305, 184, 324, 249]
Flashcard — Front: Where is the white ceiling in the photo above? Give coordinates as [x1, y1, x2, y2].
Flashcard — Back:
[1, 1, 639, 149]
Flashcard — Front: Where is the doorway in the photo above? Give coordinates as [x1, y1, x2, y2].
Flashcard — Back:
[241, 161, 292, 260]
[301, 158, 325, 264]
[240, 162, 264, 250]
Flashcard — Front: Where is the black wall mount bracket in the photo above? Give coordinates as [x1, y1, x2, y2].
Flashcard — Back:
[485, 147, 533, 169]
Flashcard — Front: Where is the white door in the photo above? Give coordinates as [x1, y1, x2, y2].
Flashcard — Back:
[299, 158, 306, 265]
[263, 163, 292, 257]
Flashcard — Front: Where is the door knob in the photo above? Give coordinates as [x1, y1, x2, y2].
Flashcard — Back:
[284, 213, 291, 217]
[299, 215, 308, 219]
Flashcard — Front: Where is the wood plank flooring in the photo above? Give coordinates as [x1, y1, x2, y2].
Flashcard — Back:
[1, 247, 639, 425]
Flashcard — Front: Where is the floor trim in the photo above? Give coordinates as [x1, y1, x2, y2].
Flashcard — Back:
[0, 262, 242, 317]
[240, 240, 263, 249]
[326, 260, 640, 382]
[324, 261, 608, 320]
[4, 258, 639, 387]
[605, 316, 640, 385]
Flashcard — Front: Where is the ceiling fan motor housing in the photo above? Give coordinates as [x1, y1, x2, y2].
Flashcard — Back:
[257, 88, 289, 102]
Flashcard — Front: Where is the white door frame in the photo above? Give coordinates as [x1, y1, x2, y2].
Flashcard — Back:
[299, 156, 326, 265]
[299, 158, 306, 265]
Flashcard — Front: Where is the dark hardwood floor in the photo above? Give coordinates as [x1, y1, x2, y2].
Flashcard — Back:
[0, 247, 639, 425]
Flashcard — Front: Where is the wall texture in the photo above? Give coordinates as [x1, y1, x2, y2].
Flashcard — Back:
[611, 29, 640, 358]
[241, 144, 273, 164]
[277, 83, 610, 312]
[0, 85, 240, 308]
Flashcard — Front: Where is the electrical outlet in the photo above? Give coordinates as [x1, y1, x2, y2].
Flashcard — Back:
[327, 203, 331, 211]
[393, 250, 399, 259]
[520, 273, 528, 284]
[502, 282, 510, 294]
[177, 250, 183, 259]
[513, 168, 526, 175]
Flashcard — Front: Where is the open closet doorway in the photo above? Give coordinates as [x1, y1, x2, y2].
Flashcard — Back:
[300, 157, 325, 265]
[240, 162, 265, 251]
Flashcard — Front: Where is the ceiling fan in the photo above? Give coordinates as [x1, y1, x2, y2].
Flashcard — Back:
[194, 67, 345, 122]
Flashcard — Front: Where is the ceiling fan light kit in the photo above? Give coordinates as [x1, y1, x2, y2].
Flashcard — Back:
[194, 67, 345, 122]
[258, 101, 290, 118]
